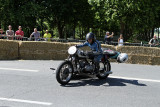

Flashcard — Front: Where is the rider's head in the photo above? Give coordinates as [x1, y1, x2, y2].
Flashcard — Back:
[86, 32, 95, 44]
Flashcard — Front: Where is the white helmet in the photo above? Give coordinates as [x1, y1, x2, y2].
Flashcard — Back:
[117, 53, 128, 63]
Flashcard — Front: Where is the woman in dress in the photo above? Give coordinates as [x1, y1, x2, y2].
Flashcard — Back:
[118, 34, 124, 46]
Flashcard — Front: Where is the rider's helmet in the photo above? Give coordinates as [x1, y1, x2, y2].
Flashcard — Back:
[117, 53, 128, 63]
[86, 32, 95, 41]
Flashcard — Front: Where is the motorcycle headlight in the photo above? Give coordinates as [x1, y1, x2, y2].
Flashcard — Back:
[68, 46, 77, 55]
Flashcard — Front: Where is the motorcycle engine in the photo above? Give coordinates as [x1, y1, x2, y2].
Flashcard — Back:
[84, 64, 94, 72]
[79, 60, 86, 68]
[79, 60, 94, 72]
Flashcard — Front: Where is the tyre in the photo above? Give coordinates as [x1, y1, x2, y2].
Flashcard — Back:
[56, 61, 73, 85]
[96, 60, 111, 79]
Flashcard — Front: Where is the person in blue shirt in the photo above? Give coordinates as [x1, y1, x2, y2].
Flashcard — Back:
[76, 32, 103, 72]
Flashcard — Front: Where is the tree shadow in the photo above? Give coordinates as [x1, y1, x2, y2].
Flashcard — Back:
[63, 75, 147, 87]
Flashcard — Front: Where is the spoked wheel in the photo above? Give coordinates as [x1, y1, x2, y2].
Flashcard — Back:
[56, 61, 73, 85]
[97, 60, 111, 79]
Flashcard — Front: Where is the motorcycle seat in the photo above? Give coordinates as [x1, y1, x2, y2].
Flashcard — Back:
[102, 48, 118, 56]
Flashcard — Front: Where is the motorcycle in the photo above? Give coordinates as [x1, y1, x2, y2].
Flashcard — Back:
[54, 46, 128, 85]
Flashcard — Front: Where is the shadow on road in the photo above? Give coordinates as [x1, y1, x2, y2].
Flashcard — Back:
[64, 75, 147, 87]
[0, 106, 10, 107]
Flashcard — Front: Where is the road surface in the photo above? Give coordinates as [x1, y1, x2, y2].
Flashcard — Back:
[0, 60, 159, 107]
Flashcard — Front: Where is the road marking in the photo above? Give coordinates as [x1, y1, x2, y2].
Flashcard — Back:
[109, 76, 160, 83]
[0, 97, 52, 106]
[0, 67, 39, 72]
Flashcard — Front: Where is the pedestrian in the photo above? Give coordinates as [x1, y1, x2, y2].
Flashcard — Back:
[149, 35, 159, 46]
[104, 31, 114, 44]
[0, 29, 6, 39]
[30, 28, 40, 41]
[118, 34, 124, 46]
[15, 26, 24, 40]
[43, 30, 52, 41]
[6, 25, 14, 40]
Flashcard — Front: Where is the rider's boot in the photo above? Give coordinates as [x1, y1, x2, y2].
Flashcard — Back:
[95, 62, 100, 74]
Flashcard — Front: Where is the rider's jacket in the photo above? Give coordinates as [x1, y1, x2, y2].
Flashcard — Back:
[77, 40, 102, 53]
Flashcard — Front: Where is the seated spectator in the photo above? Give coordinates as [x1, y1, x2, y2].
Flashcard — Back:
[15, 26, 24, 40]
[43, 30, 51, 41]
[104, 31, 114, 44]
[149, 35, 159, 46]
[0, 29, 6, 39]
[118, 34, 124, 46]
[6, 25, 14, 40]
[30, 28, 40, 41]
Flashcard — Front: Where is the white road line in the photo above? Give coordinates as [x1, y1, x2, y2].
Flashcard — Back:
[109, 76, 160, 83]
[0, 67, 39, 72]
[0, 97, 52, 106]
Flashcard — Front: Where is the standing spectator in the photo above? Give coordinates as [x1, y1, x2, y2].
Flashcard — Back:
[15, 26, 24, 40]
[118, 34, 124, 46]
[149, 35, 159, 46]
[0, 29, 5, 39]
[6, 25, 14, 40]
[104, 31, 114, 44]
[30, 28, 40, 41]
[43, 30, 52, 41]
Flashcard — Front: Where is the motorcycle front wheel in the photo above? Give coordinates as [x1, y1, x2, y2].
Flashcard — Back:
[56, 61, 73, 85]
[96, 60, 111, 79]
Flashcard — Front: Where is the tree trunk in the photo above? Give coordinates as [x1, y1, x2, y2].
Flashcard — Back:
[57, 22, 64, 39]
[120, 21, 125, 34]
[144, 30, 148, 41]
[148, 30, 151, 40]
[151, 28, 154, 38]
[158, 28, 159, 40]
[0, 21, 1, 28]
[79, 26, 82, 39]
[73, 23, 76, 39]
[41, 19, 44, 37]
[58, 27, 63, 39]
[82, 27, 84, 39]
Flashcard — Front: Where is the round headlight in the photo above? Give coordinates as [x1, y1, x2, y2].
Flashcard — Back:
[68, 46, 77, 55]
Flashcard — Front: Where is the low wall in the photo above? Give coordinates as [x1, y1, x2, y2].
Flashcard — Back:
[0, 40, 19, 60]
[19, 42, 71, 60]
[117, 46, 160, 56]
[18, 42, 160, 66]
[0, 40, 160, 65]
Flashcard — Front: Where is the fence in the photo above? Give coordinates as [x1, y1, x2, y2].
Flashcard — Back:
[0, 35, 159, 47]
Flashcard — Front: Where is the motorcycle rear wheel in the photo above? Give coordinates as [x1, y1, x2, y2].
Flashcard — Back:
[97, 60, 111, 79]
[56, 61, 73, 85]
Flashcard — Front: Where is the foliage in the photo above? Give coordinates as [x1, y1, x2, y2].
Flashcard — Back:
[0, 0, 160, 41]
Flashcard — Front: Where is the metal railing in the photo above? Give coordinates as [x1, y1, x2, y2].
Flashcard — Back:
[0, 35, 28, 41]
[105, 41, 159, 47]
[0, 35, 159, 47]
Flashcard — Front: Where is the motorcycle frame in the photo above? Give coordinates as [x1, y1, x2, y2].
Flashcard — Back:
[67, 53, 110, 74]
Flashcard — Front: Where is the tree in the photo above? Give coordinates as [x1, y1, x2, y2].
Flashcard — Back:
[89, 0, 160, 41]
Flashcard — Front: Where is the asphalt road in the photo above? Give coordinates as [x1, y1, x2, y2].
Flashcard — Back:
[0, 60, 160, 107]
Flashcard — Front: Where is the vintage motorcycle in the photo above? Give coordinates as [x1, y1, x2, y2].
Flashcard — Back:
[55, 46, 128, 85]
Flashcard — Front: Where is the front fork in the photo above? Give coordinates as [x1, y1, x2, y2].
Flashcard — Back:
[67, 55, 79, 73]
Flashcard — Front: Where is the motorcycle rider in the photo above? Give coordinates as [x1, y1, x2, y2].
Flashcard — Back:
[76, 32, 104, 74]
